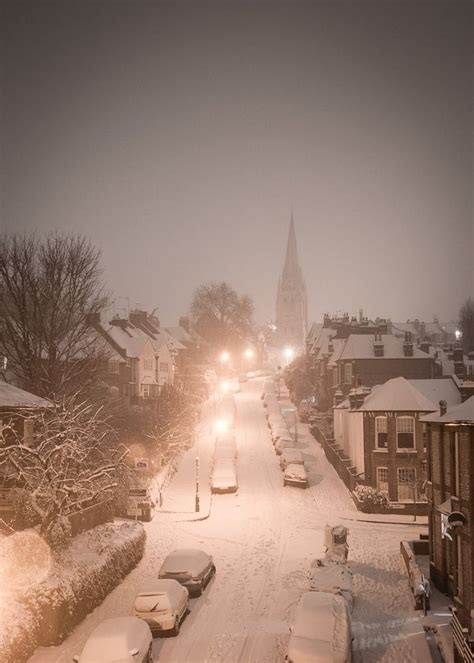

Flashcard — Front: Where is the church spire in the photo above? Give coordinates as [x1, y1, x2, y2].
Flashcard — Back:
[283, 210, 300, 278]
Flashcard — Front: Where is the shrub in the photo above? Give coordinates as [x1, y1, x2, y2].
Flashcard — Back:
[354, 484, 390, 508]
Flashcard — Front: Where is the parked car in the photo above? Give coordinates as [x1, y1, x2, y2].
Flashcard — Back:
[210, 459, 238, 493]
[73, 616, 153, 663]
[275, 436, 295, 455]
[308, 562, 354, 613]
[158, 549, 216, 595]
[286, 591, 352, 663]
[280, 448, 304, 470]
[133, 579, 189, 635]
[283, 462, 308, 487]
[238, 374, 249, 383]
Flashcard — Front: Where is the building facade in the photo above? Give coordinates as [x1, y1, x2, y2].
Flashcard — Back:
[275, 213, 308, 350]
[423, 397, 474, 662]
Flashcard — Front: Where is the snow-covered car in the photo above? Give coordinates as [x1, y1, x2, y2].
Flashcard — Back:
[276, 436, 297, 455]
[158, 549, 216, 595]
[268, 412, 285, 428]
[271, 425, 291, 442]
[217, 394, 236, 428]
[73, 616, 153, 663]
[133, 579, 189, 635]
[266, 400, 281, 416]
[210, 459, 238, 493]
[308, 563, 354, 612]
[286, 591, 352, 663]
[238, 374, 249, 383]
[283, 462, 308, 486]
[263, 392, 278, 407]
[280, 448, 304, 470]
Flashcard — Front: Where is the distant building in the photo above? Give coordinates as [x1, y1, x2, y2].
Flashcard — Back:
[422, 397, 474, 662]
[275, 213, 308, 350]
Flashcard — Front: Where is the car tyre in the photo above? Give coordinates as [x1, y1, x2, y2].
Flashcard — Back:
[173, 616, 180, 636]
[147, 645, 154, 662]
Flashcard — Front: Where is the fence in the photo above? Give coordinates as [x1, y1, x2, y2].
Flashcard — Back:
[311, 424, 361, 493]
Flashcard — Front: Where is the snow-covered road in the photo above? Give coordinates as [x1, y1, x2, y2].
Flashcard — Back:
[30, 379, 432, 662]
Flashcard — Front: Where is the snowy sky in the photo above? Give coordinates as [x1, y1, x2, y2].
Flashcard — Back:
[1, 0, 472, 326]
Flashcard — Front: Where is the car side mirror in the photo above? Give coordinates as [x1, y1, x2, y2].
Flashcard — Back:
[129, 649, 139, 657]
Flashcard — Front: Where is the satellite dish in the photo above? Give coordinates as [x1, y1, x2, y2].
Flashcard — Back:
[447, 511, 467, 527]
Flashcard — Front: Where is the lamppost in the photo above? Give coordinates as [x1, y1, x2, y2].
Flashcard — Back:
[194, 416, 221, 512]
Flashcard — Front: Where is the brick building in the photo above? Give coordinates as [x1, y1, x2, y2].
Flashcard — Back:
[333, 376, 461, 512]
[422, 397, 474, 662]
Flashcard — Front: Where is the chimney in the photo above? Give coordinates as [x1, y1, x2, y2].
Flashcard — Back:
[323, 313, 330, 328]
[403, 331, 414, 357]
[348, 390, 358, 410]
[420, 341, 430, 355]
[129, 310, 148, 327]
[179, 316, 190, 332]
[453, 347, 465, 379]
[110, 315, 128, 329]
[334, 388, 344, 406]
[439, 400, 447, 416]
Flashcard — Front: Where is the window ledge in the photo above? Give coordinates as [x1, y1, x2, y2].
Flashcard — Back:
[396, 449, 418, 453]
[374, 449, 388, 452]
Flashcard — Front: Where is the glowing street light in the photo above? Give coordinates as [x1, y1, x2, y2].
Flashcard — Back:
[214, 417, 229, 434]
[244, 348, 254, 360]
[284, 347, 295, 362]
[220, 351, 230, 364]
[455, 329, 462, 341]
[220, 380, 230, 394]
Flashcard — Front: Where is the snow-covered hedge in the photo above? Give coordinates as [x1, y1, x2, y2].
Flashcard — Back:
[0, 521, 146, 663]
[354, 485, 390, 509]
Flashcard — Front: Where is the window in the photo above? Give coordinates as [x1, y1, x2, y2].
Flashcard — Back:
[142, 384, 151, 398]
[457, 535, 463, 595]
[160, 362, 169, 373]
[109, 360, 120, 374]
[376, 467, 389, 494]
[396, 417, 415, 450]
[397, 467, 416, 502]
[422, 423, 427, 451]
[421, 460, 427, 481]
[143, 358, 153, 371]
[375, 417, 388, 450]
[344, 363, 353, 384]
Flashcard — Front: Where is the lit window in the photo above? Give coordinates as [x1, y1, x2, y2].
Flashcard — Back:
[376, 467, 389, 494]
[396, 417, 415, 450]
[375, 417, 388, 449]
[397, 467, 416, 502]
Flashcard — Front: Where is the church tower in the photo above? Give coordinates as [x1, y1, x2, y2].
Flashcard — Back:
[275, 213, 308, 349]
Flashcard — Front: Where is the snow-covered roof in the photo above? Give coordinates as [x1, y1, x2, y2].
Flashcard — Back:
[0, 383, 52, 409]
[391, 322, 420, 336]
[358, 377, 461, 412]
[421, 397, 474, 424]
[338, 334, 430, 361]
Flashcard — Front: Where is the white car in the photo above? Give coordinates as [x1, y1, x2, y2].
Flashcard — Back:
[73, 616, 153, 663]
[309, 562, 354, 612]
[286, 591, 352, 663]
[158, 549, 216, 596]
[280, 448, 304, 470]
[238, 374, 249, 383]
[211, 459, 238, 493]
[272, 426, 291, 443]
[133, 579, 189, 635]
[283, 462, 308, 486]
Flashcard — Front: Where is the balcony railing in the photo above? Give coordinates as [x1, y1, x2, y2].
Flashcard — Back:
[452, 607, 474, 662]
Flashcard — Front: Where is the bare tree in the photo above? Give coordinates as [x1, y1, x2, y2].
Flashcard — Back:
[0, 232, 109, 399]
[0, 400, 127, 545]
[190, 281, 254, 348]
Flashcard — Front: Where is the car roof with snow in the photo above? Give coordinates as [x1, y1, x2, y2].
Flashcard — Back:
[284, 463, 307, 478]
[281, 448, 304, 462]
[288, 592, 351, 663]
[135, 579, 186, 611]
[78, 617, 151, 663]
[160, 549, 211, 573]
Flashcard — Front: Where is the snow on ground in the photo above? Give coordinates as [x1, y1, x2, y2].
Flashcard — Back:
[29, 378, 431, 662]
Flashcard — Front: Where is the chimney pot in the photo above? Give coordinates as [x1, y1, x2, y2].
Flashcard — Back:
[439, 400, 447, 416]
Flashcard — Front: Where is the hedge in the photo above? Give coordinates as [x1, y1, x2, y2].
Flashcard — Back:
[0, 521, 146, 662]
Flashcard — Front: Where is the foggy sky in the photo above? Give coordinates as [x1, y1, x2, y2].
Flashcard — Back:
[1, 0, 472, 326]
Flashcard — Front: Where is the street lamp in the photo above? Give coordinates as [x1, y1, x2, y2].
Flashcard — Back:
[284, 347, 294, 361]
[244, 348, 254, 360]
[220, 351, 230, 364]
